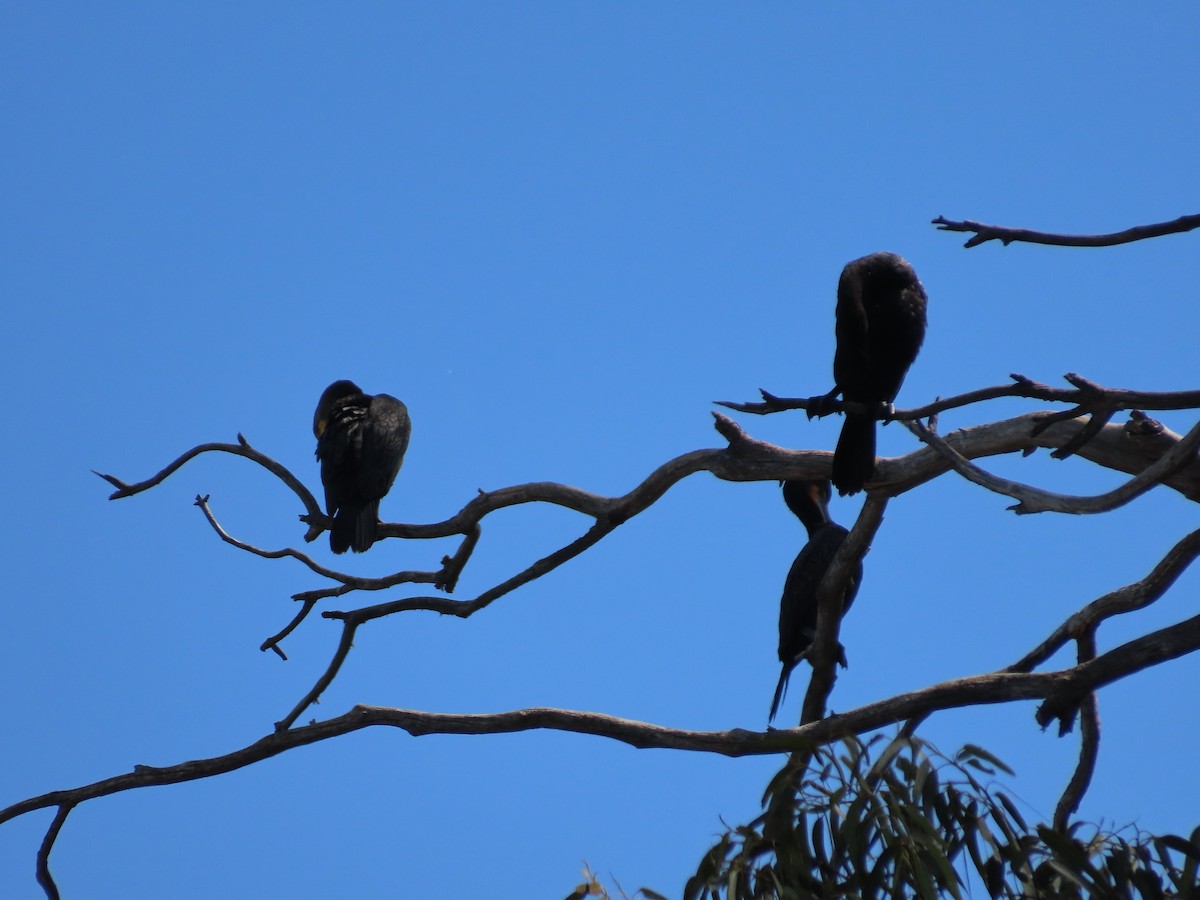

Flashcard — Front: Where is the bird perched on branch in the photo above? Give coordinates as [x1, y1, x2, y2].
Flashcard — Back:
[815, 252, 927, 495]
[769, 479, 862, 725]
[313, 380, 411, 554]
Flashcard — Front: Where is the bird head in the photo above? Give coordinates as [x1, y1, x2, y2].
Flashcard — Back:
[781, 479, 833, 530]
[313, 380, 364, 437]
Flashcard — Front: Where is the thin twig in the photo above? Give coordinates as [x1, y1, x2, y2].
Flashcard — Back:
[259, 598, 319, 660]
[95, 434, 324, 528]
[194, 494, 441, 589]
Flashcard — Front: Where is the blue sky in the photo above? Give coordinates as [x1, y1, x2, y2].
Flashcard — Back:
[3, 5, 1200, 897]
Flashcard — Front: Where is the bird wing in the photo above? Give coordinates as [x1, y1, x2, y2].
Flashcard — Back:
[317, 396, 370, 513]
[356, 394, 411, 499]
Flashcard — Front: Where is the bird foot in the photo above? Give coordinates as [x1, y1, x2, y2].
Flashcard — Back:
[806, 389, 842, 420]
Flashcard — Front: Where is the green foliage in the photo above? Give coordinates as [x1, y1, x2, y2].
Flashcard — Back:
[682, 733, 1200, 900]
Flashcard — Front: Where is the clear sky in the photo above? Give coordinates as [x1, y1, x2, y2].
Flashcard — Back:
[3, 5, 1199, 897]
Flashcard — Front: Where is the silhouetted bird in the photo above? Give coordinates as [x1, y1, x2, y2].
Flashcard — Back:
[313, 380, 411, 554]
[769, 479, 862, 725]
[818, 252, 927, 495]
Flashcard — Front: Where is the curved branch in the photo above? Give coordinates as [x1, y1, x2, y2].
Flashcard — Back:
[95, 434, 325, 535]
[9, 605, 1200, 828]
[193, 494, 443, 589]
[272, 411, 1200, 725]
[9, 605, 1200, 895]
[299, 410, 1200, 655]
[1011, 528, 1200, 673]
[904, 415, 1200, 514]
[932, 213, 1200, 249]
[259, 597, 317, 660]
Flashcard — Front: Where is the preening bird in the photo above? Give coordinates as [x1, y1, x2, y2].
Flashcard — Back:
[313, 380, 411, 554]
[821, 251, 927, 495]
[769, 479, 862, 725]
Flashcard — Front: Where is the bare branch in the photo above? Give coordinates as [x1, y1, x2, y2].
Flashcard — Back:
[1036, 614, 1200, 733]
[35, 804, 71, 900]
[800, 494, 888, 724]
[932, 213, 1200, 249]
[285, 410, 1200, 721]
[1054, 633, 1100, 832]
[718, 373, 1200, 424]
[10, 602, 1200, 827]
[259, 597, 317, 660]
[1011, 528, 1200, 673]
[904, 415, 1200, 514]
[8, 596, 1200, 891]
[193, 494, 443, 590]
[95, 435, 325, 535]
[275, 621, 359, 732]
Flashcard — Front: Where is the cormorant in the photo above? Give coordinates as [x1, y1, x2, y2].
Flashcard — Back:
[820, 252, 927, 496]
[313, 380, 411, 554]
[769, 479, 862, 725]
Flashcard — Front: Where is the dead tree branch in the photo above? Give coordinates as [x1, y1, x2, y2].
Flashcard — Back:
[800, 494, 888, 725]
[903, 414, 1200, 514]
[193, 493, 446, 590]
[94, 403, 1200, 732]
[1010, 528, 1200, 674]
[94, 434, 327, 540]
[36, 380, 1195, 900]
[272, 408, 1200, 729]
[717, 373, 1200, 424]
[35, 804, 71, 900]
[932, 213, 1200, 249]
[1054, 631, 1100, 832]
[9, 598, 1200, 883]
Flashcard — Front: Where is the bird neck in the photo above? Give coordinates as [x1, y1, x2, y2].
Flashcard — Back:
[801, 514, 833, 540]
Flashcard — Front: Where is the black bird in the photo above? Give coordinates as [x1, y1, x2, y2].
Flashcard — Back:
[820, 251, 927, 496]
[769, 479, 862, 725]
[313, 380, 411, 554]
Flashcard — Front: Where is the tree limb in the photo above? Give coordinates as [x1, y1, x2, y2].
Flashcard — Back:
[932, 213, 1200, 249]
[903, 414, 1200, 514]
[9, 605, 1200, 840]
[9, 601, 1200, 895]
[1054, 633, 1100, 832]
[717, 373, 1200, 423]
[1010, 528, 1200, 674]
[800, 494, 888, 724]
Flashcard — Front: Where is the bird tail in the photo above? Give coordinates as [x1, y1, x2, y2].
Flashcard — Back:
[768, 662, 796, 725]
[329, 499, 380, 554]
[832, 413, 876, 496]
